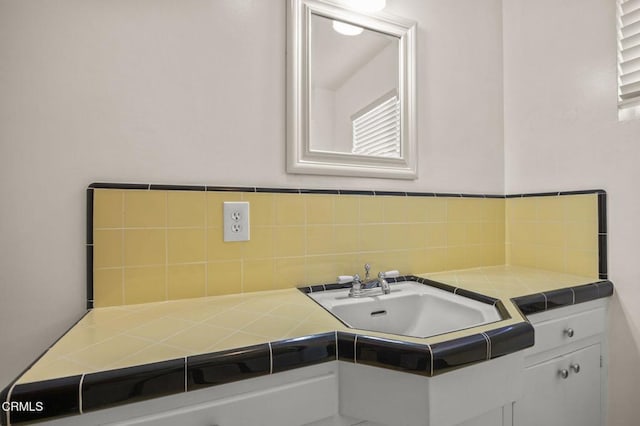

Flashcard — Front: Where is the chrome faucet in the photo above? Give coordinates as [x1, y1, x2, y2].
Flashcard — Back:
[347, 265, 391, 297]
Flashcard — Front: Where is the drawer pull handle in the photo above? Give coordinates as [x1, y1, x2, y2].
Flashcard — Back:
[571, 363, 581, 374]
[564, 328, 574, 338]
[559, 369, 569, 379]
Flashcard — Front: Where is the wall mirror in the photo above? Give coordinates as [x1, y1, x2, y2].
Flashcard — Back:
[287, 0, 417, 179]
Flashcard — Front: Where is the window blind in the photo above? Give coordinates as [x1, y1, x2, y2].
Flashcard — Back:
[619, 0, 640, 106]
[352, 94, 401, 158]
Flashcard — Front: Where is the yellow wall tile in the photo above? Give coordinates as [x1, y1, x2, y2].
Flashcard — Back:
[94, 190, 123, 228]
[94, 230, 123, 268]
[305, 255, 337, 283]
[537, 246, 565, 272]
[359, 196, 383, 223]
[207, 261, 242, 295]
[124, 229, 166, 266]
[446, 223, 466, 246]
[306, 225, 335, 255]
[507, 197, 537, 221]
[274, 226, 305, 257]
[207, 227, 242, 261]
[406, 197, 429, 222]
[466, 222, 484, 245]
[124, 191, 166, 228]
[242, 193, 274, 226]
[242, 227, 274, 258]
[385, 224, 411, 250]
[168, 191, 205, 227]
[274, 257, 306, 289]
[536, 222, 565, 247]
[275, 194, 305, 226]
[124, 266, 166, 304]
[382, 196, 407, 223]
[334, 195, 359, 224]
[509, 243, 537, 267]
[536, 197, 564, 221]
[306, 195, 334, 225]
[207, 192, 242, 227]
[359, 224, 386, 252]
[563, 194, 598, 222]
[447, 198, 478, 222]
[93, 268, 123, 307]
[406, 223, 427, 249]
[566, 221, 598, 251]
[168, 264, 206, 300]
[243, 259, 275, 292]
[334, 225, 359, 253]
[566, 251, 599, 277]
[425, 223, 447, 247]
[167, 228, 206, 264]
[425, 198, 447, 222]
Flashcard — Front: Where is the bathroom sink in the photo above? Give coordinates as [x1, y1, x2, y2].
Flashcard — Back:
[308, 281, 501, 338]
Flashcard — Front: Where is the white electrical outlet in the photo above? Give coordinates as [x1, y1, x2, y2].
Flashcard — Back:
[223, 201, 250, 242]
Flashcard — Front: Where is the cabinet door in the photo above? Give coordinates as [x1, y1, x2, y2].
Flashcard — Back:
[514, 344, 601, 426]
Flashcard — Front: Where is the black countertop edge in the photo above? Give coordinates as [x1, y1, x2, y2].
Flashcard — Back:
[512, 280, 614, 315]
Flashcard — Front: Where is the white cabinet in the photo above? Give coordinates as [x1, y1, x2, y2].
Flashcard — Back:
[513, 300, 608, 426]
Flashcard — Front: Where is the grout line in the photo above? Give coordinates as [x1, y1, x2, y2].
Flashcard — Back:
[121, 192, 126, 305]
[5, 381, 17, 426]
[164, 191, 169, 301]
[426, 343, 433, 376]
[570, 288, 576, 304]
[334, 331, 338, 360]
[542, 292, 548, 310]
[353, 335, 358, 364]
[184, 357, 188, 392]
[78, 374, 85, 414]
[481, 332, 491, 360]
[268, 342, 273, 374]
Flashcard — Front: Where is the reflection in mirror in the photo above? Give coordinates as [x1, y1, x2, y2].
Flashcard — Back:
[310, 13, 400, 158]
[287, 0, 417, 179]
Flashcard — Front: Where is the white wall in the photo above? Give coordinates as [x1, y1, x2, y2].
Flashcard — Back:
[0, 0, 504, 388]
[503, 0, 640, 424]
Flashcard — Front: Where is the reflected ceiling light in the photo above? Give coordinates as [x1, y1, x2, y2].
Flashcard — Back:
[332, 20, 364, 36]
[344, 0, 386, 13]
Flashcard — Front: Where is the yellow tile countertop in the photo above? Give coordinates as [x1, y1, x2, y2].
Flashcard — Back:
[1, 265, 613, 425]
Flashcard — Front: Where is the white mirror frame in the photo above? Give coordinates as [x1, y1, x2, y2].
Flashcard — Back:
[286, 0, 417, 179]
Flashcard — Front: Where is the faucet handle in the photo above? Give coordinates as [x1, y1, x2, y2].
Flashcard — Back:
[364, 263, 371, 280]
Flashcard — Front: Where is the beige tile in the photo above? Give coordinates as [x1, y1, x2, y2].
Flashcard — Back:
[167, 191, 205, 227]
[333, 225, 359, 253]
[107, 344, 191, 370]
[94, 230, 123, 268]
[424, 198, 447, 222]
[305, 255, 338, 284]
[446, 223, 466, 246]
[124, 229, 166, 266]
[18, 358, 95, 384]
[536, 246, 565, 272]
[205, 309, 263, 330]
[384, 224, 411, 250]
[466, 222, 484, 245]
[507, 197, 537, 222]
[212, 331, 269, 352]
[46, 326, 120, 357]
[566, 250, 599, 278]
[94, 190, 123, 229]
[93, 268, 124, 307]
[306, 195, 334, 225]
[563, 194, 598, 222]
[240, 315, 300, 340]
[124, 190, 166, 228]
[68, 335, 152, 369]
[425, 223, 447, 247]
[167, 228, 206, 264]
[124, 266, 166, 304]
[447, 198, 478, 222]
[536, 222, 566, 247]
[208, 260, 242, 296]
[162, 324, 234, 353]
[168, 263, 206, 300]
[406, 197, 429, 222]
[566, 221, 598, 251]
[242, 226, 274, 258]
[127, 317, 195, 341]
[536, 196, 564, 221]
[268, 303, 312, 319]
[358, 224, 386, 251]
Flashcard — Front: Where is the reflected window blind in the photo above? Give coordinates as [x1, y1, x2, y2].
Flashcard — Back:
[619, 0, 640, 107]
[352, 93, 400, 158]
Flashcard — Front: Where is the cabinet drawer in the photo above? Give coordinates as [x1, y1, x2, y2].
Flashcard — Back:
[528, 307, 605, 356]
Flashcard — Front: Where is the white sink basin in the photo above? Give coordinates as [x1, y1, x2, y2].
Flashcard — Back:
[308, 281, 501, 338]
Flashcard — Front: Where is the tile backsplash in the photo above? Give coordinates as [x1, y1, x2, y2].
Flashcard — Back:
[88, 185, 605, 308]
[90, 187, 506, 307]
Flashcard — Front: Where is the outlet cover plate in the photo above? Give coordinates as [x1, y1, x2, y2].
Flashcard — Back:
[223, 201, 250, 242]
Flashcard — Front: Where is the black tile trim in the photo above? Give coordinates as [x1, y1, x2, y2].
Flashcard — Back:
[86, 188, 94, 245]
[355, 335, 431, 376]
[406, 192, 437, 197]
[149, 184, 206, 191]
[599, 234, 608, 278]
[88, 183, 149, 190]
[374, 191, 407, 196]
[486, 322, 535, 359]
[299, 189, 340, 194]
[206, 185, 256, 193]
[272, 332, 336, 373]
[513, 280, 615, 315]
[431, 333, 488, 375]
[337, 332, 356, 362]
[187, 344, 271, 391]
[338, 189, 375, 195]
[256, 187, 300, 193]
[598, 193, 607, 234]
[86, 245, 94, 310]
[8, 375, 81, 424]
[82, 359, 185, 412]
